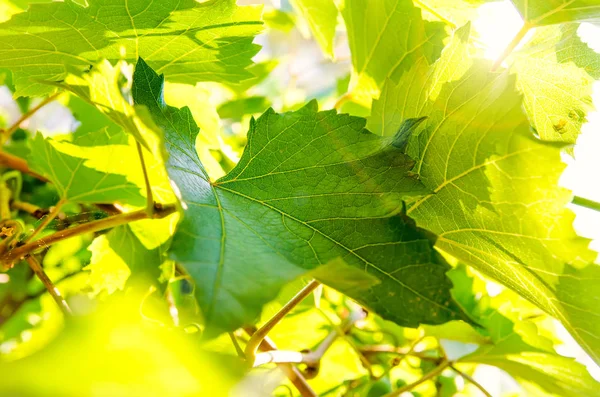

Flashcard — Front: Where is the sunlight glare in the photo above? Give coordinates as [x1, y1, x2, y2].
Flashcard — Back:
[473, 1, 527, 62]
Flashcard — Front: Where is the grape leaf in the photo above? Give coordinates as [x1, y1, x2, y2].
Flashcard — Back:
[290, 0, 338, 58]
[28, 133, 145, 205]
[217, 96, 270, 120]
[450, 267, 600, 397]
[336, 0, 446, 106]
[415, 0, 502, 27]
[510, 0, 600, 26]
[510, 24, 596, 142]
[87, 223, 168, 294]
[132, 58, 469, 335]
[368, 26, 600, 365]
[55, 60, 164, 156]
[556, 24, 600, 79]
[0, 0, 263, 96]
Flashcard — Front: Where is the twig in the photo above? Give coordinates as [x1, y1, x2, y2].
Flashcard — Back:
[11, 200, 48, 219]
[0, 151, 49, 182]
[303, 309, 365, 367]
[1, 93, 61, 142]
[491, 22, 533, 71]
[245, 280, 320, 365]
[450, 364, 493, 397]
[24, 199, 66, 243]
[136, 141, 154, 216]
[382, 359, 450, 397]
[245, 327, 317, 397]
[0, 204, 177, 265]
[254, 350, 306, 366]
[572, 196, 600, 212]
[25, 255, 71, 315]
[229, 332, 246, 359]
[359, 344, 439, 362]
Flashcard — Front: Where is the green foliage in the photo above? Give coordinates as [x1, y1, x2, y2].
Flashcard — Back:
[0, 0, 599, 395]
[132, 58, 467, 334]
[290, 0, 338, 58]
[28, 133, 145, 205]
[337, 0, 446, 105]
[0, 0, 263, 96]
[511, 24, 597, 142]
[510, 0, 600, 26]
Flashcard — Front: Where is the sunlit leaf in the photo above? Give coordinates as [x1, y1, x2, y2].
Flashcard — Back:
[511, 24, 596, 143]
[511, 0, 600, 26]
[336, 0, 446, 106]
[0, 0, 263, 96]
[368, 25, 600, 365]
[290, 0, 338, 58]
[0, 294, 243, 397]
[28, 133, 145, 205]
[450, 267, 600, 397]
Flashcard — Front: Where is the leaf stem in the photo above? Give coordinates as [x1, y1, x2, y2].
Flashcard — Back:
[334, 93, 352, 111]
[25, 255, 72, 315]
[382, 359, 449, 397]
[245, 280, 320, 365]
[1, 93, 61, 143]
[24, 199, 66, 243]
[136, 141, 154, 216]
[572, 196, 600, 212]
[491, 22, 533, 71]
[450, 364, 493, 397]
[0, 204, 177, 266]
[0, 150, 49, 182]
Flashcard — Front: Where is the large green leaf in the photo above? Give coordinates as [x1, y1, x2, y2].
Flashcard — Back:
[450, 267, 600, 397]
[368, 26, 600, 365]
[510, 24, 597, 143]
[28, 133, 145, 205]
[290, 0, 338, 58]
[132, 58, 469, 335]
[0, 0, 262, 96]
[510, 0, 600, 26]
[336, 0, 446, 106]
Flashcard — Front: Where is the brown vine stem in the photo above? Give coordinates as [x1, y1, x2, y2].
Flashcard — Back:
[382, 359, 450, 397]
[245, 280, 321, 365]
[450, 364, 493, 397]
[491, 22, 533, 71]
[11, 200, 48, 218]
[25, 255, 72, 315]
[0, 204, 177, 266]
[0, 150, 49, 182]
[136, 141, 154, 216]
[24, 199, 66, 243]
[1, 92, 61, 143]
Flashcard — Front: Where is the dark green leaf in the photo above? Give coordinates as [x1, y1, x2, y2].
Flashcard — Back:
[132, 58, 469, 335]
